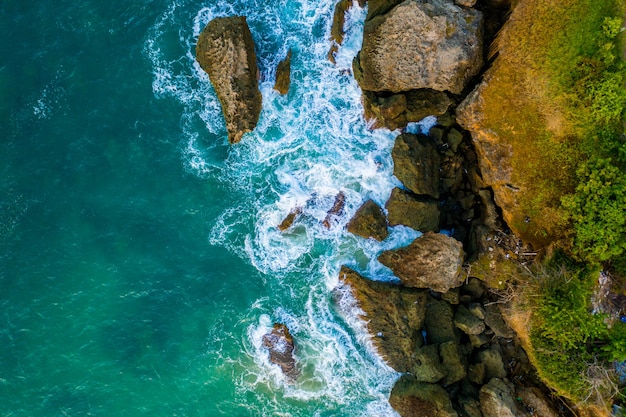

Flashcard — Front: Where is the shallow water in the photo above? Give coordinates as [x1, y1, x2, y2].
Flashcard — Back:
[1, 1, 433, 415]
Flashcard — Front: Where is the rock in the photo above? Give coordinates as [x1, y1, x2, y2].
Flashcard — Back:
[274, 49, 291, 95]
[467, 362, 486, 385]
[468, 302, 486, 320]
[469, 332, 490, 349]
[446, 128, 464, 152]
[262, 323, 298, 380]
[367, 0, 405, 21]
[517, 386, 560, 417]
[476, 344, 507, 380]
[385, 188, 440, 233]
[484, 304, 515, 339]
[389, 376, 459, 417]
[424, 296, 458, 344]
[278, 207, 302, 232]
[439, 341, 466, 385]
[441, 288, 460, 305]
[454, 304, 486, 335]
[392, 134, 440, 198]
[333, 266, 427, 372]
[378, 232, 465, 292]
[322, 192, 346, 229]
[479, 378, 530, 417]
[459, 396, 483, 417]
[355, 0, 483, 94]
[455, 0, 477, 7]
[404, 89, 452, 122]
[346, 199, 389, 241]
[196, 16, 262, 144]
[412, 344, 447, 383]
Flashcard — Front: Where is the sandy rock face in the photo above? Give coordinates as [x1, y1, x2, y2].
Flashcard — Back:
[354, 0, 483, 94]
[378, 232, 465, 292]
[196, 16, 262, 143]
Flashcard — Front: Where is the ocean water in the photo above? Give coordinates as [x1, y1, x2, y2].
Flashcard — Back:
[1, 1, 433, 415]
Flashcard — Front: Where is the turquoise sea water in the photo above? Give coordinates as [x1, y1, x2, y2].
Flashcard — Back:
[1, 1, 434, 415]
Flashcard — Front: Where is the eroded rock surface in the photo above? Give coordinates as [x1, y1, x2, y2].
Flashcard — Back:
[392, 133, 440, 198]
[274, 49, 292, 95]
[346, 199, 388, 241]
[389, 376, 459, 417]
[385, 187, 440, 232]
[378, 232, 464, 292]
[354, 0, 483, 94]
[196, 16, 262, 143]
[262, 323, 298, 380]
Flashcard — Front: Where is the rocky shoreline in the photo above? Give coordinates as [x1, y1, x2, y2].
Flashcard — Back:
[194, 1, 579, 415]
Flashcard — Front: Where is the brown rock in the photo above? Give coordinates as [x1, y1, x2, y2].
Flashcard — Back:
[262, 323, 298, 380]
[378, 232, 465, 292]
[278, 207, 302, 232]
[404, 89, 452, 122]
[439, 341, 467, 385]
[484, 304, 515, 339]
[196, 16, 262, 144]
[322, 192, 346, 229]
[333, 266, 427, 372]
[476, 344, 507, 380]
[517, 386, 560, 417]
[412, 344, 447, 383]
[355, 0, 483, 94]
[425, 296, 458, 344]
[392, 134, 441, 198]
[479, 378, 530, 417]
[390, 376, 458, 417]
[274, 49, 291, 95]
[454, 304, 486, 335]
[385, 188, 440, 233]
[346, 200, 389, 241]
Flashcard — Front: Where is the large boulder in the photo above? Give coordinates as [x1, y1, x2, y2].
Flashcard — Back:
[385, 187, 440, 232]
[354, 0, 483, 94]
[392, 133, 440, 198]
[196, 16, 262, 144]
[346, 199, 389, 241]
[262, 323, 298, 380]
[389, 376, 458, 417]
[378, 232, 465, 292]
[479, 378, 530, 417]
[333, 266, 427, 373]
[274, 49, 291, 95]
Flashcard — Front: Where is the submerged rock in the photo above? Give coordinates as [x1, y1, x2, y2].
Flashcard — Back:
[196, 16, 262, 144]
[385, 187, 440, 233]
[389, 375, 459, 417]
[322, 192, 346, 229]
[277, 207, 302, 232]
[333, 266, 427, 373]
[274, 49, 291, 95]
[354, 0, 483, 94]
[262, 323, 298, 380]
[378, 232, 465, 292]
[346, 199, 388, 241]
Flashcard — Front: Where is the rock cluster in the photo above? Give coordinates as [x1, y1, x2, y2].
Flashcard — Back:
[195, 16, 262, 144]
[334, 268, 563, 417]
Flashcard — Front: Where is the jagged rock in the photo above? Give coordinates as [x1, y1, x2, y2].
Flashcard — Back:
[455, 0, 477, 7]
[363, 89, 451, 130]
[459, 396, 483, 417]
[278, 207, 302, 232]
[469, 332, 490, 349]
[424, 296, 458, 344]
[442, 288, 460, 305]
[378, 232, 465, 292]
[412, 344, 447, 383]
[385, 188, 440, 232]
[346, 200, 388, 241]
[262, 323, 298, 380]
[476, 344, 507, 380]
[439, 341, 466, 385]
[367, 0, 404, 21]
[392, 134, 440, 198]
[333, 266, 427, 372]
[480, 378, 530, 417]
[389, 376, 459, 417]
[454, 304, 486, 335]
[354, 0, 483, 94]
[274, 49, 291, 95]
[322, 192, 346, 228]
[468, 302, 486, 320]
[196, 16, 262, 144]
[484, 304, 515, 339]
[446, 128, 464, 152]
[467, 362, 486, 385]
[517, 386, 560, 417]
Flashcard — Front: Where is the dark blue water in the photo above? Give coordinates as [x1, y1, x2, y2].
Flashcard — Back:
[0, 1, 434, 415]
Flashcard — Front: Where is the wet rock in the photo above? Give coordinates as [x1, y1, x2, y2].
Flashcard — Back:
[389, 375, 459, 417]
[378, 232, 465, 293]
[404, 89, 452, 123]
[517, 386, 560, 417]
[412, 344, 447, 383]
[333, 266, 427, 373]
[439, 341, 466, 385]
[454, 304, 486, 335]
[278, 207, 302, 232]
[484, 304, 515, 339]
[385, 188, 440, 232]
[392, 134, 440, 198]
[354, 0, 483, 94]
[346, 199, 388, 241]
[425, 296, 458, 344]
[322, 192, 346, 229]
[262, 323, 298, 380]
[480, 378, 530, 417]
[196, 16, 262, 144]
[274, 49, 291, 95]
